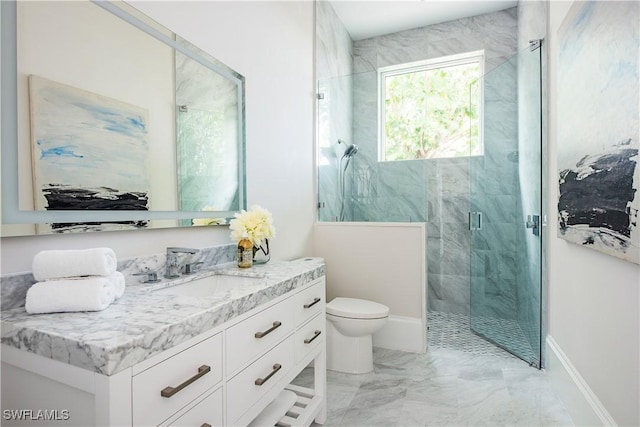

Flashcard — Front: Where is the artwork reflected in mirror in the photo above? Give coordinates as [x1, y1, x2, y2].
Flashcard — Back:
[29, 75, 150, 233]
[2, 0, 246, 236]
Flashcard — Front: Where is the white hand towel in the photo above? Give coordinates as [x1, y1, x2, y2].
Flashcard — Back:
[25, 278, 115, 314]
[109, 271, 126, 299]
[61, 271, 125, 298]
[32, 248, 117, 281]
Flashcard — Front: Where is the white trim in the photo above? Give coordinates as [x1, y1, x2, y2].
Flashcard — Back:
[546, 336, 617, 427]
[314, 221, 424, 229]
[379, 50, 486, 75]
[94, 368, 132, 426]
[1, 344, 95, 393]
[373, 315, 425, 354]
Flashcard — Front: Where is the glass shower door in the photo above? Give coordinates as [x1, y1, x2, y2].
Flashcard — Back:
[469, 42, 543, 367]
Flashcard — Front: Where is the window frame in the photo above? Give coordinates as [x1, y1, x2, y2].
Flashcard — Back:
[378, 50, 485, 162]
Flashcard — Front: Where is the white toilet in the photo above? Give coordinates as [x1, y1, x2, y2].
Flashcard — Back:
[326, 297, 390, 374]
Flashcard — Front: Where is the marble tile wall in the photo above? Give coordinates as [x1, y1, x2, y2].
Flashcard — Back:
[469, 52, 520, 322]
[316, 5, 546, 340]
[316, 1, 354, 221]
[347, 8, 519, 315]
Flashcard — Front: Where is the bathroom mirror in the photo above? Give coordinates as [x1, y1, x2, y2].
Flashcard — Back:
[1, 0, 246, 236]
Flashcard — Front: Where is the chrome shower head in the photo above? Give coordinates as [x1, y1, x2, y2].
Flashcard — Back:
[343, 143, 359, 158]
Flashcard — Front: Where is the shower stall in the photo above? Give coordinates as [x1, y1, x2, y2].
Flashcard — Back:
[468, 41, 544, 367]
[316, 2, 546, 367]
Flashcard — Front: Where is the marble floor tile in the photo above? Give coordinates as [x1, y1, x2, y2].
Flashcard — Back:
[405, 374, 459, 407]
[297, 320, 573, 427]
[399, 399, 460, 427]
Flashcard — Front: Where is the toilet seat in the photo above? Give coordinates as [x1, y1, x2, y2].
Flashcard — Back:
[326, 297, 389, 319]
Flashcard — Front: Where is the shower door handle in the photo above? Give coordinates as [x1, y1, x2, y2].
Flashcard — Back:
[469, 212, 482, 231]
[526, 214, 540, 236]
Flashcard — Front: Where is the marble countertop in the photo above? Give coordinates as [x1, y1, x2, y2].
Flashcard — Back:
[1, 257, 325, 376]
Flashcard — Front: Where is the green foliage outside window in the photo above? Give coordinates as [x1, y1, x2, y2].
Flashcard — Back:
[383, 61, 481, 161]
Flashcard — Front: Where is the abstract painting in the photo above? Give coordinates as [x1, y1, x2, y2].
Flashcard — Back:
[29, 75, 150, 233]
[557, 2, 639, 264]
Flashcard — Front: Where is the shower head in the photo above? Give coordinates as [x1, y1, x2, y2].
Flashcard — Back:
[343, 143, 359, 158]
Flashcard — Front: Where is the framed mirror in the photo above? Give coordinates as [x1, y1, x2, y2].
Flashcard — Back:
[1, 0, 246, 236]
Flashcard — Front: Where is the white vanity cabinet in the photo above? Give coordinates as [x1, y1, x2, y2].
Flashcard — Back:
[132, 332, 224, 426]
[167, 388, 223, 427]
[1, 276, 326, 427]
[227, 278, 327, 427]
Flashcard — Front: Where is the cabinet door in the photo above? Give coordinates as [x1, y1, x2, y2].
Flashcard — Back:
[167, 387, 223, 427]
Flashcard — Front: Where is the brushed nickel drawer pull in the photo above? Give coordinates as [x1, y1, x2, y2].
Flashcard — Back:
[160, 365, 211, 398]
[254, 321, 282, 338]
[304, 330, 322, 344]
[303, 297, 321, 309]
[255, 363, 282, 386]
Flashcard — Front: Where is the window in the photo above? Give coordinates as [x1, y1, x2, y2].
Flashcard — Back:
[379, 51, 484, 161]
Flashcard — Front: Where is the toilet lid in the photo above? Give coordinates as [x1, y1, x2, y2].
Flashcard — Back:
[326, 297, 389, 319]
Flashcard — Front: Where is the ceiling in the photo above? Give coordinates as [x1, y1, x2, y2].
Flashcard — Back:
[329, 0, 519, 41]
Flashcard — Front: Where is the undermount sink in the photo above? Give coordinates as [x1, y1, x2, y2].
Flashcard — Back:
[153, 274, 264, 298]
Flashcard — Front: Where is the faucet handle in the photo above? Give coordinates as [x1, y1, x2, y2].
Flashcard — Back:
[133, 271, 160, 283]
[183, 262, 204, 275]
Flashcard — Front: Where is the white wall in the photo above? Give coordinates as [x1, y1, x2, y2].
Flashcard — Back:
[1, 1, 315, 274]
[547, 2, 640, 426]
[312, 222, 427, 353]
[313, 222, 425, 319]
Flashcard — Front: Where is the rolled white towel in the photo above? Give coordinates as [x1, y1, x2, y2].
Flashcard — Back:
[32, 248, 117, 281]
[25, 278, 115, 314]
[66, 272, 125, 299]
[108, 271, 126, 299]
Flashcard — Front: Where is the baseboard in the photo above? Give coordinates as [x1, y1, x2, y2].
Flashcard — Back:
[546, 336, 617, 426]
[373, 315, 424, 353]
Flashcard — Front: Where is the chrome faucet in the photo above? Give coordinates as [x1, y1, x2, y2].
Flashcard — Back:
[165, 247, 199, 279]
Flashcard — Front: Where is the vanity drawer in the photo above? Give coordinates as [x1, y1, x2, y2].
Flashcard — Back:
[226, 334, 295, 424]
[166, 387, 223, 427]
[294, 279, 325, 326]
[225, 297, 295, 376]
[133, 333, 223, 427]
[295, 312, 325, 364]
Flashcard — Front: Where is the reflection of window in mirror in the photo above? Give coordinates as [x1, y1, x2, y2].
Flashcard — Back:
[176, 50, 240, 214]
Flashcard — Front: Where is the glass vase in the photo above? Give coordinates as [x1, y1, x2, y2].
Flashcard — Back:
[253, 239, 271, 264]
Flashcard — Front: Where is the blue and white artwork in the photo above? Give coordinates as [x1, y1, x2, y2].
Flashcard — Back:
[557, 1, 639, 264]
[29, 75, 150, 233]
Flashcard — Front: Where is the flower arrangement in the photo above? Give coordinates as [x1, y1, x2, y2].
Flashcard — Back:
[192, 217, 226, 226]
[192, 206, 227, 226]
[229, 205, 276, 253]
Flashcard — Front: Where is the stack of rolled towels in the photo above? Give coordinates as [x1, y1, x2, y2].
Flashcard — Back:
[25, 248, 125, 314]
